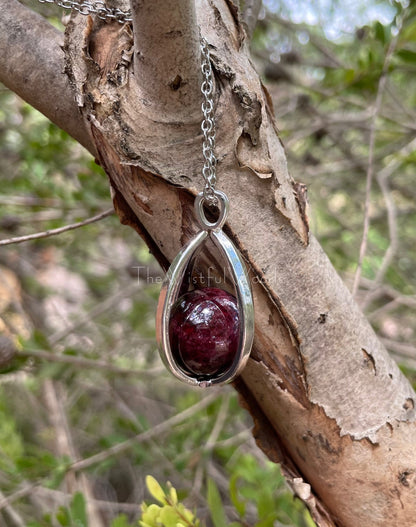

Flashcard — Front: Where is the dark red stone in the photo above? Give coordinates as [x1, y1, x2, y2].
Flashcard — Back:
[169, 287, 239, 376]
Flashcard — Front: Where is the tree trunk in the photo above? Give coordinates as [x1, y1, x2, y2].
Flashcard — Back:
[1, 1, 416, 525]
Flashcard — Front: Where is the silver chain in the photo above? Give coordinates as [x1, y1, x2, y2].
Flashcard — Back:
[37, 0, 132, 23]
[36, 1, 217, 200]
[199, 38, 217, 203]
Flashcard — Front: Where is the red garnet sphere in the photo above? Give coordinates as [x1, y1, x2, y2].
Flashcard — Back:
[169, 287, 240, 376]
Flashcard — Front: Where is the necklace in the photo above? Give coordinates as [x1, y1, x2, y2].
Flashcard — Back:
[35, 0, 255, 387]
[157, 38, 254, 387]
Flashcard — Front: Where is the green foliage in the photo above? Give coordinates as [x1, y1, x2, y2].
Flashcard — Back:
[0, 1, 416, 527]
[226, 454, 314, 526]
[260, 2, 416, 301]
[0, 388, 24, 472]
[27, 492, 88, 527]
[206, 479, 227, 527]
[111, 515, 136, 527]
[57, 492, 88, 527]
[140, 476, 200, 527]
[139, 470, 314, 527]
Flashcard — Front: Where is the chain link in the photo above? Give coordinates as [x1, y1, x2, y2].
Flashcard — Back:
[37, 0, 132, 23]
[200, 37, 217, 203]
[35, 1, 217, 199]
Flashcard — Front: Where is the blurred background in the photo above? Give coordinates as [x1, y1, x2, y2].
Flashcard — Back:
[0, 0, 415, 525]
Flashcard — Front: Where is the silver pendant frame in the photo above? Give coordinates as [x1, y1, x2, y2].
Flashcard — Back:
[156, 191, 254, 387]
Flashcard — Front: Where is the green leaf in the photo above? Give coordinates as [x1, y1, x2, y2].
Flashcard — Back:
[374, 21, 386, 44]
[400, 18, 416, 43]
[396, 48, 416, 64]
[146, 475, 167, 505]
[229, 474, 245, 518]
[256, 489, 275, 520]
[159, 505, 180, 527]
[176, 504, 197, 525]
[110, 514, 134, 527]
[168, 482, 178, 506]
[69, 492, 88, 527]
[56, 506, 70, 526]
[140, 503, 162, 527]
[344, 68, 356, 83]
[207, 479, 227, 527]
[32, 329, 51, 350]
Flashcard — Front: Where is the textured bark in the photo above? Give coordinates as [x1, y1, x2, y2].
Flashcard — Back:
[1, 1, 416, 526]
[130, 0, 201, 119]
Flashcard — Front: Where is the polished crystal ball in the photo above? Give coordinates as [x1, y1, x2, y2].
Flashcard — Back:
[169, 287, 239, 376]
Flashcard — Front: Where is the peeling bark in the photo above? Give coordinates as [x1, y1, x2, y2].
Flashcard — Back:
[1, 1, 416, 525]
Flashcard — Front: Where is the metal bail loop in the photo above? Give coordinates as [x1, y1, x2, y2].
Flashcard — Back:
[194, 190, 229, 231]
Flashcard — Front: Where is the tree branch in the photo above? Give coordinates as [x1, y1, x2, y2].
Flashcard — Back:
[63, 0, 416, 522]
[130, 0, 201, 120]
[70, 391, 219, 472]
[42, 380, 105, 526]
[0, 0, 96, 155]
[0, 208, 113, 246]
[0, 490, 25, 527]
[4, 0, 413, 524]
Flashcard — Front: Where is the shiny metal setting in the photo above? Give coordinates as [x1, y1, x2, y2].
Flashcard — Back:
[156, 191, 254, 387]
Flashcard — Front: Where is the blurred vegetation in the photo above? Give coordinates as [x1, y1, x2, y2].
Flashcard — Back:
[0, 0, 415, 526]
[253, 0, 416, 366]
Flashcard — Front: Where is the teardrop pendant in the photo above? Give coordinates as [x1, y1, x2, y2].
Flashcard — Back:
[156, 191, 254, 387]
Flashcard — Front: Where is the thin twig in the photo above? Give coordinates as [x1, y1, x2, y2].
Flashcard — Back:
[70, 391, 219, 472]
[381, 338, 416, 360]
[18, 348, 161, 376]
[43, 380, 105, 527]
[33, 487, 142, 513]
[0, 394, 219, 514]
[359, 276, 416, 310]
[374, 138, 416, 279]
[48, 281, 143, 346]
[0, 208, 114, 246]
[191, 392, 231, 500]
[213, 429, 252, 449]
[110, 385, 196, 494]
[356, 167, 398, 309]
[205, 392, 231, 451]
[351, 34, 400, 297]
[0, 196, 63, 207]
[372, 172, 398, 279]
[42, 380, 78, 491]
[0, 484, 38, 512]
[172, 428, 252, 467]
[268, 12, 345, 68]
[0, 489, 26, 526]
[360, 135, 416, 310]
